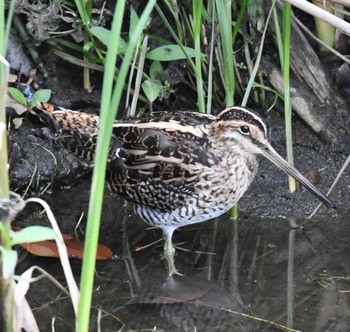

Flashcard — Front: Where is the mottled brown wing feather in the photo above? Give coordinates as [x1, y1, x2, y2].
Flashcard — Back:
[39, 106, 218, 211]
[107, 112, 217, 211]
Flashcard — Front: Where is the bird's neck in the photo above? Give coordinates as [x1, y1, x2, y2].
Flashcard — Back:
[209, 137, 259, 190]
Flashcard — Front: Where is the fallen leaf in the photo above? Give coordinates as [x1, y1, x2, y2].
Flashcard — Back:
[20, 238, 112, 260]
[13, 227, 112, 260]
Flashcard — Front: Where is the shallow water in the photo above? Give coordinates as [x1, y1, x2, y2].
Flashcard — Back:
[17, 207, 350, 332]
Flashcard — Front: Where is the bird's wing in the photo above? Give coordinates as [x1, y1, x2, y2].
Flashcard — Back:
[108, 111, 218, 211]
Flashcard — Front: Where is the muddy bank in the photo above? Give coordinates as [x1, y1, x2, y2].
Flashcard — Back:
[7, 21, 350, 332]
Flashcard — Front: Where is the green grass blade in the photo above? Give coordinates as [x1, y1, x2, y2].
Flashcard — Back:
[273, 5, 283, 68]
[162, 0, 184, 43]
[193, 0, 205, 112]
[282, 2, 296, 192]
[76, 1, 126, 331]
[215, 0, 235, 106]
[77, 1, 156, 331]
[242, 1, 276, 106]
[206, 3, 216, 114]
[155, 4, 196, 73]
[0, 0, 15, 204]
[0, 1, 15, 330]
[109, 1, 157, 115]
[74, 0, 91, 26]
[232, 0, 248, 43]
[3, 0, 15, 54]
[0, 53, 9, 199]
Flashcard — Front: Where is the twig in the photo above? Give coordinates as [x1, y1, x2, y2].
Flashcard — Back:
[284, 0, 350, 35]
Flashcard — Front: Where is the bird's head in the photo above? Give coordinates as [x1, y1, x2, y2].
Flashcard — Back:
[212, 106, 335, 209]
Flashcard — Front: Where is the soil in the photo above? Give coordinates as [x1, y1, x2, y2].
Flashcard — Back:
[6, 5, 350, 331]
[8, 65, 348, 227]
[8, 53, 350, 332]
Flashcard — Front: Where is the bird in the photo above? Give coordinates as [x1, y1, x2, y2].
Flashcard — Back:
[36, 104, 335, 276]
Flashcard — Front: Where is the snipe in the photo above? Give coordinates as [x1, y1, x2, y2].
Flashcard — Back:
[38, 104, 335, 276]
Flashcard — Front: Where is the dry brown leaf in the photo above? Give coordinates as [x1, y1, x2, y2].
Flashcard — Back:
[13, 227, 112, 260]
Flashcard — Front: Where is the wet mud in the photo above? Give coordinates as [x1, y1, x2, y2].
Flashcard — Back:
[8, 41, 350, 332]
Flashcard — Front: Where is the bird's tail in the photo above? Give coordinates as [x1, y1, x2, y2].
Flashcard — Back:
[34, 103, 100, 166]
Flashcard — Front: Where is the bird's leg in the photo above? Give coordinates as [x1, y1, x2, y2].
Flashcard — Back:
[163, 227, 182, 277]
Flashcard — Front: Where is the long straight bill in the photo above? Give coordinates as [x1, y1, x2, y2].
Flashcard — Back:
[261, 144, 335, 209]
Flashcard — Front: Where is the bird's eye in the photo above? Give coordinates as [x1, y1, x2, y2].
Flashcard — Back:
[239, 125, 250, 135]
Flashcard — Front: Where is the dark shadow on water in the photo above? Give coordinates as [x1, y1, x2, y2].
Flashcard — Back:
[16, 208, 350, 331]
